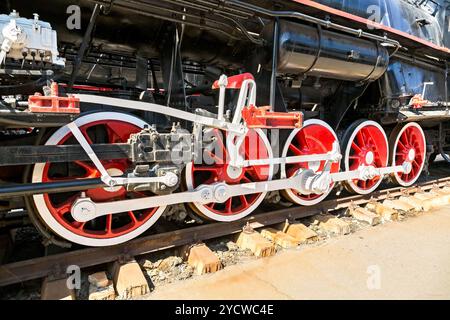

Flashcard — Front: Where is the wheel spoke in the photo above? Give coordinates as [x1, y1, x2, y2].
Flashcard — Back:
[54, 201, 73, 216]
[397, 139, 407, 151]
[361, 128, 373, 146]
[106, 214, 113, 233]
[192, 166, 221, 173]
[80, 127, 94, 145]
[128, 211, 138, 224]
[296, 130, 310, 150]
[74, 161, 97, 177]
[360, 180, 367, 189]
[407, 131, 414, 145]
[289, 143, 303, 155]
[356, 131, 365, 149]
[74, 222, 86, 230]
[400, 133, 409, 147]
[240, 195, 249, 207]
[225, 198, 232, 214]
[351, 141, 362, 153]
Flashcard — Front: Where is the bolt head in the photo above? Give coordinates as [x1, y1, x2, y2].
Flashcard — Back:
[214, 185, 228, 203]
[200, 189, 212, 201]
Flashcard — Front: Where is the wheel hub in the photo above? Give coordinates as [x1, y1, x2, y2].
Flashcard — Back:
[225, 164, 244, 181]
[365, 151, 374, 165]
[408, 148, 416, 161]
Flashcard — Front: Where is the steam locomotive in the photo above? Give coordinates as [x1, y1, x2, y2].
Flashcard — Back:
[0, 0, 448, 247]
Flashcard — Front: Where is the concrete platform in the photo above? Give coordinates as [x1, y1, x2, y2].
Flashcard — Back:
[147, 206, 450, 300]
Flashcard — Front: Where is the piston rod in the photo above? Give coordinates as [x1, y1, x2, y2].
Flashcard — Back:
[0, 179, 105, 199]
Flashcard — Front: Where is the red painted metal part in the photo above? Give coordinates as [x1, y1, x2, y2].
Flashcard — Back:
[347, 124, 388, 191]
[28, 83, 80, 114]
[393, 125, 425, 184]
[212, 73, 255, 89]
[242, 105, 303, 129]
[291, 0, 450, 54]
[285, 122, 340, 203]
[189, 129, 270, 217]
[40, 120, 160, 239]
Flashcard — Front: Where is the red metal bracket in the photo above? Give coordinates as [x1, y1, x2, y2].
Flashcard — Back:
[409, 94, 429, 109]
[28, 83, 80, 114]
[59, 83, 114, 92]
[242, 105, 303, 129]
[212, 73, 255, 90]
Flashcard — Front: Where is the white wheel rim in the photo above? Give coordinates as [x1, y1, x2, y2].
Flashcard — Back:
[281, 119, 340, 206]
[185, 128, 273, 222]
[32, 112, 167, 247]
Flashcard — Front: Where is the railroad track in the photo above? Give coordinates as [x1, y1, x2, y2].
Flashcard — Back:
[1, 174, 450, 289]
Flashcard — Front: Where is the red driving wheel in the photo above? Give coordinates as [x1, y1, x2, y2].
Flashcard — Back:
[342, 120, 388, 195]
[185, 128, 273, 222]
[281, 119, 340, 206]
[32, 112, 166, 246]
[390, 122, 426, 186]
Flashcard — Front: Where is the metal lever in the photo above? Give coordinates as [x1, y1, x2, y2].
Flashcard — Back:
[67, 122, 178, 188]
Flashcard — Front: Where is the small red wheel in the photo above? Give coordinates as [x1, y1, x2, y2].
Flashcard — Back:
[281, 119, 340, 206]
[184, 129, 273, 222]
[389, 122, 426, 186]
[342, 120, 388, 195]
[32, 112, 166, 246]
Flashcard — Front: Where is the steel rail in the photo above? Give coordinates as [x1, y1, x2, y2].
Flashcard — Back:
[0, 176, 449, 287]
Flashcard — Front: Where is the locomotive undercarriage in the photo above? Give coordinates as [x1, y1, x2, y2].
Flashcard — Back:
[0, 0, 449, 246]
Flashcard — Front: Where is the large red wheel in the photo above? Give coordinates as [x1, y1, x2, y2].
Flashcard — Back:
[342, 120, 388, 195]
[281, 119, 340, 206]
[184, 129, 273, 222]
[389, 122, 426, 186]
[32, 112, 166, 246]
